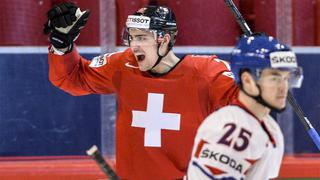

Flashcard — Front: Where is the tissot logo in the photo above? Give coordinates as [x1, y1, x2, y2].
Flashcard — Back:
[126, 15, 151, 29]
[127, 17, 150, 24]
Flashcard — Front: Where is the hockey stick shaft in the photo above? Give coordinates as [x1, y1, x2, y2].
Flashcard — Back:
[224, 0, 320, 150]
[87, 145, 120, 180]
[287, 93, 320, 149]
[224, 0, 252, 36]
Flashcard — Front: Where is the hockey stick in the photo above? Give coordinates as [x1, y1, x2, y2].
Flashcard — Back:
[224, 0, 320, 150]
[86, 145, 120, 180]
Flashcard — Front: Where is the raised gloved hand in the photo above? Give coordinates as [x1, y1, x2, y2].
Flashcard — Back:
[44, 2, 90, 53]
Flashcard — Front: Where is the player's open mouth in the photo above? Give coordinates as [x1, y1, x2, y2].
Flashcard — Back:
[136, 55, 145, 62]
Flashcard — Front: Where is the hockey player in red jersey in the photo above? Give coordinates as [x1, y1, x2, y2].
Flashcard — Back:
[44, 2, 238, 179]
[187, 34, 304, 180]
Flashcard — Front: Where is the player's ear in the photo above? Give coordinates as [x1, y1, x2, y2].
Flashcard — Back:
[158, 34, 170, 45]
[241, 71, 259, 96]
[158, 34, 171, 55]
[164, 34, 171, 43]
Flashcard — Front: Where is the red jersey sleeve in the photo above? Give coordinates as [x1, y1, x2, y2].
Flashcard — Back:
[209, 58, 239, 111]
[209, 70, 239, 111]
[48, 47, 126, 96]
[194, 56, 239, 111]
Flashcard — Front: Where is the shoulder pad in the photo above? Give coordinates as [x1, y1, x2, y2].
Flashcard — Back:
[89, 54, 108, 67]
[214, 58, 231, 70]
[89, 51, 123, 68]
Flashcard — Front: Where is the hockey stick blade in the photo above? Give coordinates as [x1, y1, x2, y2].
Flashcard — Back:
[224, 0, 320, 150]
[86, 145, 120, 180]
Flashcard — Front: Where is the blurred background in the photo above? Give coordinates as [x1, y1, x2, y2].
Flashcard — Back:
[0, 0, 319, 179]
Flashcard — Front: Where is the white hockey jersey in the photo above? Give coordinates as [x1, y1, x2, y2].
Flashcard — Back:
[187, 100, 284, 180]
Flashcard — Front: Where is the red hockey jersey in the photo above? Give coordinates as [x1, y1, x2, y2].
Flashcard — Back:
[48, 48, 239, 179]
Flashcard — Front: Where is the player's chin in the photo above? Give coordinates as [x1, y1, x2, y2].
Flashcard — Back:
[274, 99, 287, 109]
[137, 64, 149, 72]
[277, 104, 286, 110]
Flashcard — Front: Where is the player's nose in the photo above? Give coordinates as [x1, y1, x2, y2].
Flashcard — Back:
[131, 46, 142, 54]
[278, 84, 289, 96]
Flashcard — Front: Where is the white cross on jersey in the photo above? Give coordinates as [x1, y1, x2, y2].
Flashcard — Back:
[131, 93, 181, 147]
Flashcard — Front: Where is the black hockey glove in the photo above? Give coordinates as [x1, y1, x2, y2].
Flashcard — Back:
[44, 2, 90, 53]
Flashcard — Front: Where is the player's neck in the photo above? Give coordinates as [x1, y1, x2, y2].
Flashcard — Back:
[151, 51, 180, 74]
[238, 91, 270, 120]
